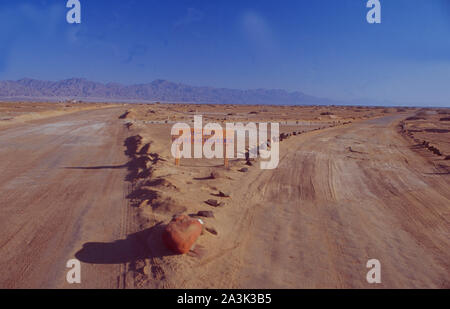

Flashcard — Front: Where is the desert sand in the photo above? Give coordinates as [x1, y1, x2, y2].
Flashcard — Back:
[0, 102, 448, 288]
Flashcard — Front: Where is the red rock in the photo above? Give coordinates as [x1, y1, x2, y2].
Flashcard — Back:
[162, 215, 203, 254]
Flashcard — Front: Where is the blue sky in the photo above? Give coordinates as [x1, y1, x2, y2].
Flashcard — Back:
[0, 0, 449, 106]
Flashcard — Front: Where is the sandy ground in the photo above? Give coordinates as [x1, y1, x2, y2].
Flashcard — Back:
[0, 102, 112, 128]
[0, 107, 130, 288]
[399, 109, 450, 171]
[183, 115, 450, 288]
[121, 107, 449, 289]
[0, 103, 448, 289]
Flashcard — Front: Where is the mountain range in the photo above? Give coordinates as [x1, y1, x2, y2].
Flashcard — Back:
[0, 78, 340, 105]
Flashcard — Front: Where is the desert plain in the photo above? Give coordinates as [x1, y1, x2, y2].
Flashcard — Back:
[0, 101, 448, 288]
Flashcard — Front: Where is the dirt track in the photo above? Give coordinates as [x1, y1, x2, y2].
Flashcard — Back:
[0, 107, 130, 288]
[157, 115, 449, 289]
[235, 116, 449, 288]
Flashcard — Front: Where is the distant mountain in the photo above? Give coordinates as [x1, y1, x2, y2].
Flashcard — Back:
[0, 78, 339, 105]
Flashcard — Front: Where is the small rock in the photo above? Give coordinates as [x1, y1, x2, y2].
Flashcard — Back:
[197, 211, 215, 218]
[138, 200, 150, 208]
[218, 191, 230, 198]
[188, 244, 207, 258]
[239, 168, 248, 173]
[143, 265, 151, 276]
[205, 199, 223, 207]
[205, 226, 218, 235]
[119, 111, 130, 119]
[210, 171, 221, 179]
[279, 133, 288, 141]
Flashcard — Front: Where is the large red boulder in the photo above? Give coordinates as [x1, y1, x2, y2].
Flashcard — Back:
[162, 215, 203, 254]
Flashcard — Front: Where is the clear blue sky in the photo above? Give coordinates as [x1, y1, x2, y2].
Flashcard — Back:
[1, 0, 449, 106]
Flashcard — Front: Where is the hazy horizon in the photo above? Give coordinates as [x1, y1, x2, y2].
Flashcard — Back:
[0, 76, 449, 108]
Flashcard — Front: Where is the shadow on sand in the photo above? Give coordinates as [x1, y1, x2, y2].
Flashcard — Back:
[75, 135, 179, 266]
[64, 164, 128, 170]
[75, 223, 176, 264]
